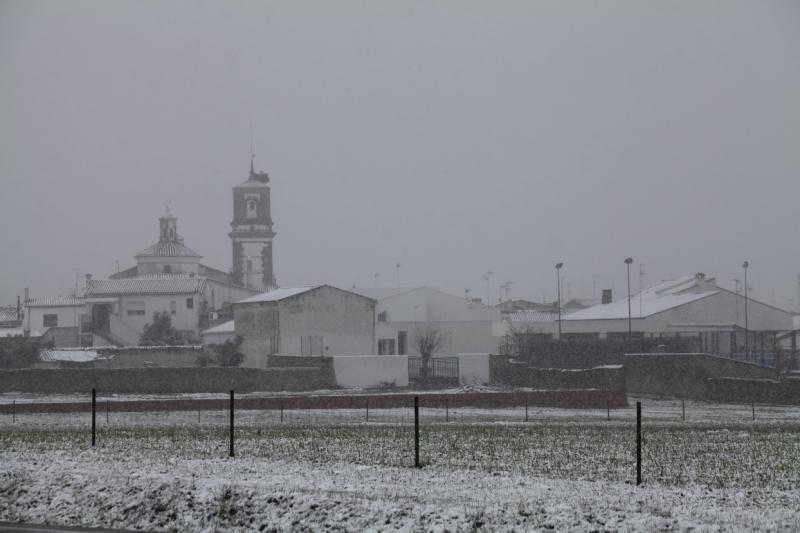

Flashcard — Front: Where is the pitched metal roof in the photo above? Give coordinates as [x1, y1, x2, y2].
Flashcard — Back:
[134, 241, 201, 258]
[26, 296, 86, 307]
[237, 286, 318, 304]
[87, 277, 206, 296]
[507, 310, 562, 322]
[565, 275, 717, 321]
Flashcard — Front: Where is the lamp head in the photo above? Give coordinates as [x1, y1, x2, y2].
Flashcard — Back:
[742, 261, 749, 269]
[555, 262, 563, 270]
[624, 257, 633, 265]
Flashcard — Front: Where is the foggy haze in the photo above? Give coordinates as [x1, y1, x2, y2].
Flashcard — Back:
[2, 1, 799, 308]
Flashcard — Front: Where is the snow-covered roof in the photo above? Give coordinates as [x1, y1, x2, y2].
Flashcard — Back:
[40, 349, 99, 363]
[237, 286, 319, 304]
[26, 296, 86, 307]
[87, 277, 207, 296]
[350, 286, 471, 302]
[507, 310, 562, 322]
[202, 320, 235, 334]
[565, 275, 717, 321]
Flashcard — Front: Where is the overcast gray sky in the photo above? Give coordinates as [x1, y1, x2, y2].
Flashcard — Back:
[1, 1, 799, 309]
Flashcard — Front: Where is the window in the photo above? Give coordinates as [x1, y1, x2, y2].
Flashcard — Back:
[163, 265, 172, 274]
[170, 301, 177, 316]
[186, 298, 194, 310]
[378, 338, 396, 355]
[43, 314, 58, 328]
[126, 302, 146, 316]
[301, 335, 323, 356]
[246, 198, 258, 219]
[268, 335, 279, 355]
[377, 311, 388, 322]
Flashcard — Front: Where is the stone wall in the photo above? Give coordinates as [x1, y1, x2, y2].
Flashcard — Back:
[0, 366, 333, 394]
[624, 353, 777, 399]
[489, 355, 625, 390]
[707, 377, 800, 404]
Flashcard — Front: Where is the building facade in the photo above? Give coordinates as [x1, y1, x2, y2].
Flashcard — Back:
[233, 285, 375, 367]
[351, 287, 500, 357]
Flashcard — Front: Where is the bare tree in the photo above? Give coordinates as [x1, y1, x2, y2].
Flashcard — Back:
[414, 326, 444, 382]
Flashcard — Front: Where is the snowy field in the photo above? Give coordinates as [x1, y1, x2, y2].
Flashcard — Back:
[2, 397, 800, 531]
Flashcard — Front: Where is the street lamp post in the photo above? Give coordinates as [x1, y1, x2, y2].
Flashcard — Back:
[624, 258, 633, 350]
[555, 263, 564, 345]
[743, 261, 749, 360]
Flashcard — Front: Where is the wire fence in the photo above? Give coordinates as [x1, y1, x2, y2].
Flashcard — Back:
[2, 391, 800, 489]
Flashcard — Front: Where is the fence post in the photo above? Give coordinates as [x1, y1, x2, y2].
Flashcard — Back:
[198, 408, 201, 423]
[12, 400, 15, 423]
[752, 400, 755, 421]
[525, 394, 529, 422]
[280, 402, 284, 423]
[636, 401, 641, 486]
[682, 399, 685, 421]
[106, 400, 109, 424]
[445, 398, 449, 423]
[229, 390, 234, 458]
[366, 398, 369, 422]
[414, 396, 420, 468]
[607, 400, 610, 421]
[91, 388, 96, 447]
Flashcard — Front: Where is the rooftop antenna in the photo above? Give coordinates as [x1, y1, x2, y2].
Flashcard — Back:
[483, 270, 494, 306]
[249, 124, 255, 176]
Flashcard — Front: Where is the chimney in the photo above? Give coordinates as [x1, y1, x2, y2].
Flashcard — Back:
[24, 287, 29, 303]
[601, 289, 612, 304]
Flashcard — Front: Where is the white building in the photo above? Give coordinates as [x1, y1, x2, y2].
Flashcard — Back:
[351, 287, 499, 357]
[233, 285, 376, 367]
[500, 273, 795, 361]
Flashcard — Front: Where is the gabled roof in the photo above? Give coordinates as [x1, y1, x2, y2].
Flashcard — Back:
[26, 296, 86, 307]
[507, 310, 563, 322]
[565, 275, 717, 321]
[87, 276, 206, 296]
[237, 286, 318, 304]
[134, 241, 201, 258]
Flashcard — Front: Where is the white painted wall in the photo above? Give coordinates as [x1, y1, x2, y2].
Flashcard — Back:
[376, 321, 498, 357]
[333, 355, 409, 388]
[26, 305, 83, 333]
[457, 353, 490, 386]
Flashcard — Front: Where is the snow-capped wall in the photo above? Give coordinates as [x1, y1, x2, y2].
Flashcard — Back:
[332, 355, 409, 389]
[457, 353, 490, 386]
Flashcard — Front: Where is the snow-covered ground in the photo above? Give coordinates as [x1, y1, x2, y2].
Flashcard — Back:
[1, 397, 799, 531]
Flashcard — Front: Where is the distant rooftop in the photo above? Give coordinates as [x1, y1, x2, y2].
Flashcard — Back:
[88, 277, 207, 296]
[564, 275, 718, 321]
[237, 286, 318, 304]
[26, 296, 86, 307]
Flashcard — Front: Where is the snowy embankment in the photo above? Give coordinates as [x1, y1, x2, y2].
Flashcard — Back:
[2, 398, 799, 531]
[3, 449, 799, 532]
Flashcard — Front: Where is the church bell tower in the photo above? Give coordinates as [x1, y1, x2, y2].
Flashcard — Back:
[229, 158, 276, 290]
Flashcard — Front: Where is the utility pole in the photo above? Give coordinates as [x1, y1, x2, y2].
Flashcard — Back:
[555, 263, 564, 346]
[743, 262, 749, 360]
[483, 270, 494, 306]
[625, 258, 633, 351]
